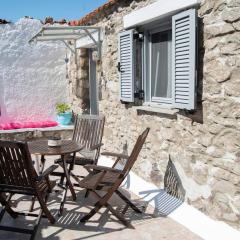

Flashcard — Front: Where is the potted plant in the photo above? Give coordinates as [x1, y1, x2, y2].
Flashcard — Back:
[56, 103, 72, 126]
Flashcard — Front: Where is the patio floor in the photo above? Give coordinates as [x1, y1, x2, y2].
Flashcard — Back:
[0, 156, 202, 240]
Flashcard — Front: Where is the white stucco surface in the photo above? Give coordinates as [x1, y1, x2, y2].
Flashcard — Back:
[0, 18, 68, 124]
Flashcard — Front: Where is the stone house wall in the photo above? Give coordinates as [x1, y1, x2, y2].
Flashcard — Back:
[69, 48, 90, 114]
[69, 0, 240, 229]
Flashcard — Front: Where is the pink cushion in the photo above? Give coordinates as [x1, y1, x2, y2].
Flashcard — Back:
[10, 122, 22, 129]
[22, 122, 38, 128]
[0, 121, 58, 130]
[0, 123, 12, 130]
[43, 121, 58, 127]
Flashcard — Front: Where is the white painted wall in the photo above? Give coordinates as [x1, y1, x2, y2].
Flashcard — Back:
[0, 18, 68, 124]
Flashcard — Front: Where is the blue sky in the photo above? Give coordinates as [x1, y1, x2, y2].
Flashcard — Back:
[1, 0, 107, 22]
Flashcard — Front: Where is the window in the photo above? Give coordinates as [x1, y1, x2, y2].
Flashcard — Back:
[150, 30, 172, 104]
[118, 9, 197, 110]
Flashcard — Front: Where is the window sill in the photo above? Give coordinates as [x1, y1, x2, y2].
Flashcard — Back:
[136, 106, 179, 119]
[136, 105, 178, 114]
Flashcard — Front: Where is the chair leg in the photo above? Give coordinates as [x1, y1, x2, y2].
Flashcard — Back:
[36, 193, 55, 224]
[30, 208, 43, 240]
[93, 191, 134, 229]
[0, 193, 17, 219]
[80, 201, 103, 222]
[80, 189, 115, 223]
[0, 192, 53, 240]
[115, 190, 142, 213]
[59, 173, 65, 186]
[83, 191, 134, 229]
[84, 190, 90, 198]
[29, 196, 36, 212]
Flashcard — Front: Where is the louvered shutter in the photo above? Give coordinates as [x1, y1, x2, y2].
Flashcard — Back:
[172, 9, 197, 110]
[118, 30, 135, 102]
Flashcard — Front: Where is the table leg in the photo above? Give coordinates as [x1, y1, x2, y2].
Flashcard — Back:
[40, 155, 46, 173]
[59, 187, 68, 216]
[58, 154, 76, 216]
[62, 154, 76, 200]
[34, 155, 45, 174]
[30, 155, 46, 212]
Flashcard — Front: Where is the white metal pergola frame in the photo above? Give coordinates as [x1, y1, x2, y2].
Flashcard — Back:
[29, 25, 102, 59]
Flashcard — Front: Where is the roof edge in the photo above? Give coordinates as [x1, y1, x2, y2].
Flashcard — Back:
[69, 0, 120, 26]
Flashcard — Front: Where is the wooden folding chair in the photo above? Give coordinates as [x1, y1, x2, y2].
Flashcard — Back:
[72, 128, 150, 228]
[0, 140, 58, 240]
[55, 114, 105, 196]
[70, 114, 105, 166]
[55, 114, 105, 170]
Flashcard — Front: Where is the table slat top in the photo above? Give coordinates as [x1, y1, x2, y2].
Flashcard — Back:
[28, 140, 84, 155]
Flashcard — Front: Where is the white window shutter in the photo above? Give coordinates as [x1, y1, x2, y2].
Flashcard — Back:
[172, 9, 197, 110]
[118, 30, 135, 103]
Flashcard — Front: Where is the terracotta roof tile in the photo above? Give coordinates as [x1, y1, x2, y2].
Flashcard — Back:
[69, 0, 119, 26]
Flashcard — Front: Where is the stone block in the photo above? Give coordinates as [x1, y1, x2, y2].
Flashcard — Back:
[197, 133, 213, 147]
[205, 22, 234, 39]
[213, 180, 236, 195]
[79, 58, 88, 68]
[228, 0, 240, 7]
[222, 213, 239, 222]
[222, 7, 240, 22]
[192, 162, 208, 185]
[221, 43, 240, 55]
[233, 21, 240, 31]
[199, 0, 215, 15]
[107, 81, 119, 93]
[204, 59, 231, 83]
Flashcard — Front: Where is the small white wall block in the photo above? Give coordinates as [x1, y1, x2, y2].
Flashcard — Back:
[0, 18, 68, 124]
[124, 0, 200, 29]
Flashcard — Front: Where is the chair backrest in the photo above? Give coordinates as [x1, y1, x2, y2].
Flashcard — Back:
[72, 114, 105, 150]
[0, 140, 37, 191]
[122, 128, 150, 177]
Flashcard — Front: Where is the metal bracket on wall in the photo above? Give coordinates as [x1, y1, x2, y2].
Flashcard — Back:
[62, 40, 76, 55]
[29, 26, 102, 60]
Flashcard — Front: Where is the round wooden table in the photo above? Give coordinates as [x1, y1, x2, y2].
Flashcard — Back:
[28, 140, 84, 215]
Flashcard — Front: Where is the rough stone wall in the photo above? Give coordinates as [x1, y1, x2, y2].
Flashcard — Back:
[0, 18, 68, 124]
[68, 48, 90, 114]
[0, 129, 73, 142]
[69, 0, 240, 229]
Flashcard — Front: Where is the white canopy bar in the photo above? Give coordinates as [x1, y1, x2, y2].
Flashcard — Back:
[29, 25, 102, 59]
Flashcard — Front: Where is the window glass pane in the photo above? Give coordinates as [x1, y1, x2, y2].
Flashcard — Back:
[135, 39, 143, 92]
[151, 30, 172, 99]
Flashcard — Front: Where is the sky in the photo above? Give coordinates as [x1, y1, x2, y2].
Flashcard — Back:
[1, 0, 108, 22]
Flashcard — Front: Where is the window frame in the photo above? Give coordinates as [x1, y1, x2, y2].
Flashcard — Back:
[143, 21, 174, 107]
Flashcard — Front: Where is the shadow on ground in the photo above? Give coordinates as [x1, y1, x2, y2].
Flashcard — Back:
[0, 157, 194, 240]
